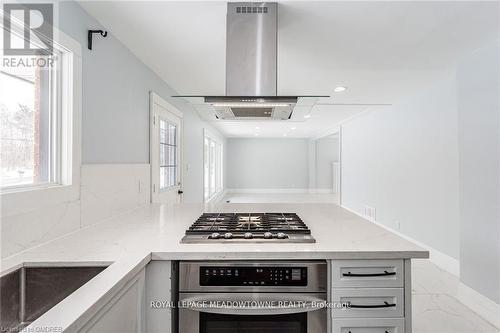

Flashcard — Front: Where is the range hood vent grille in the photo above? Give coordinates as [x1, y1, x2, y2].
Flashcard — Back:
[206, 96, 297, 120]
[235, 6, 269, 14]
[231, 107, 273, 118]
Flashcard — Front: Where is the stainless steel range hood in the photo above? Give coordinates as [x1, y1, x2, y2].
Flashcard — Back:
[211, 2, 293, 119]
[175, 2, 326, 120]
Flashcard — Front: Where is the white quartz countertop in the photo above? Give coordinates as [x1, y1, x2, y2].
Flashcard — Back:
[2, 202, 428, 272]
[2, 202, 429, 273]
[1, 202, 428, 331]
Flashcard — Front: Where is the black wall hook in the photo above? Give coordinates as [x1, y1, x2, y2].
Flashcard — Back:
[88, 30, 108, 50]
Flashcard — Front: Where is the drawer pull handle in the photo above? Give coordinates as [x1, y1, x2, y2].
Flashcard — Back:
[343, 270, 396, 277]
[349, 331, 390, 333]
[349, 301, 396, 309]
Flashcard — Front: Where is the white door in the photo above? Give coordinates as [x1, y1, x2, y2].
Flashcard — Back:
[150, 92, 183, 204]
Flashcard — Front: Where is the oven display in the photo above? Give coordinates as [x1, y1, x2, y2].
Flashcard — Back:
[199, 266, 307, 286]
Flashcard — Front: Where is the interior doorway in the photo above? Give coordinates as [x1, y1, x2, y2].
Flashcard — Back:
[312, 132, 341, 204]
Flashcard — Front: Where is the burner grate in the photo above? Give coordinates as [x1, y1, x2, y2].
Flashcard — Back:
[186, 213, 311, 234]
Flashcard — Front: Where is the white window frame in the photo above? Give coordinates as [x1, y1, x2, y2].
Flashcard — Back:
[158, 119, 179, 190]
[0, 22, 82, 217]
[150, 92, 183, 204]
[203, 128, 224, 203]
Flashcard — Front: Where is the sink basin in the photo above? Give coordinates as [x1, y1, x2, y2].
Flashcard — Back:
[1, 266, 107, 331]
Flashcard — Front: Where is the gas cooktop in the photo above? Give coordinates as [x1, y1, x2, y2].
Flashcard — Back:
[180, 213, 315, 243]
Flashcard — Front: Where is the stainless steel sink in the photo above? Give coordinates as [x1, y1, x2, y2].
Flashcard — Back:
[0, 266, 107, 331]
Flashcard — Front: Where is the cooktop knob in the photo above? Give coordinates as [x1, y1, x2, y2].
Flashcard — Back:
[264, 232, 273, 239]
[277, 232, 287, 239]
[244, 232, 253, 239]
[211, 232, 220, 239]
[224, 232, 233, 239]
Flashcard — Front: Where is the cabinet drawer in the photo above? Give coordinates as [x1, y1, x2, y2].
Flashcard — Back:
[332, 260, 403, 288]
[332, 288, 404, 318]
[332, 318, 405, 333]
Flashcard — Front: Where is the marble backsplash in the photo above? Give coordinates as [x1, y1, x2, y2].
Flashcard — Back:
[80, 164, 150, 227]
[1, 164, 150, 259]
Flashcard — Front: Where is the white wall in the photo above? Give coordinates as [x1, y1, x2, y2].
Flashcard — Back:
[341, 72, 460, 260]
[457, 41, 500, 304]
[1, 2, 223, 258]
[315, 136, 340, 190]
[59, 1, 222, 203]
[226, 138, 309, 190]
[341, 41, 500, 306]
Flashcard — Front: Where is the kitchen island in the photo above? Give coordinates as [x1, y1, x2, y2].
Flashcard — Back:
[0, 202, 428, 332]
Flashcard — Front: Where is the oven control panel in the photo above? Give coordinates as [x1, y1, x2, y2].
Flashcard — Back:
[199, 266, 307, 286]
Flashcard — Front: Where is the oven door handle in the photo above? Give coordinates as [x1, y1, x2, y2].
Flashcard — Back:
[179, 293, 327, 315]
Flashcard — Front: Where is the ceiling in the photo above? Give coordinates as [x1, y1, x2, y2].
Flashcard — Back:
[79, 1, 499, 138]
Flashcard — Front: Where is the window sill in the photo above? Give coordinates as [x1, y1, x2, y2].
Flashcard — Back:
[0, 182, 69, 195]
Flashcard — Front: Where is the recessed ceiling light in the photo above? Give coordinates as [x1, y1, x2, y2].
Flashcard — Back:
[290, 127, 297, 130]
[283, 133, 287, 137]
[255, 126, 260, 130]
[304, 114, 311, 119]
[334, 86, 347, 92]
[254, 133, 259, 136]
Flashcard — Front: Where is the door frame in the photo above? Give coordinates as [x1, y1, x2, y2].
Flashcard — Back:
[149, 91, 184, 203]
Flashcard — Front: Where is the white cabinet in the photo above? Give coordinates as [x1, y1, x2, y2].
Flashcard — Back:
[332, 288, 404, 318]
[79, 270, 146, 332]
[331, 259, 412, 333]
[145, 261, 173, 333]
[77, 261, 173, 333]
[332, 318, 405, 333]
[331, 260, 403, 288]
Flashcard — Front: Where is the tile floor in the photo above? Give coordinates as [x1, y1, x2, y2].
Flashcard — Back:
[412, 260, 499, 333]
[222, 192, 499, 333]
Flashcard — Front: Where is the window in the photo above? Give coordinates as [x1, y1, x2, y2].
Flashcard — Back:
[0, 17, 81, 218]
[0, 25, 75, 192]
[159, 119, 177, 190]
[204, 132, 223, 202]
[0, 52, 63, 190]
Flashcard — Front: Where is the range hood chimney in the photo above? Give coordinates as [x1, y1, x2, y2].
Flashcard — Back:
[226, 2, 277, 96]
[175, 2, 327, 120]
[208, 2, 297, 120]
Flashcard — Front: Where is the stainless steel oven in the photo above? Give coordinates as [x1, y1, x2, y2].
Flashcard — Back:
[179, 261, 327, 333]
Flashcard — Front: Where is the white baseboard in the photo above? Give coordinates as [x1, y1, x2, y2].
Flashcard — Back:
[341, 205, 458, 276]
[214, 189, 229, 203]
[205, 189, 228, 204]
[226, 188, 310, 194]
[428, 246, 460, 277]
[308, 188, 333, 194]
[342, 204, 500, 329]
[225, 188, 333, 194]
[457, 282, 500, 329]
